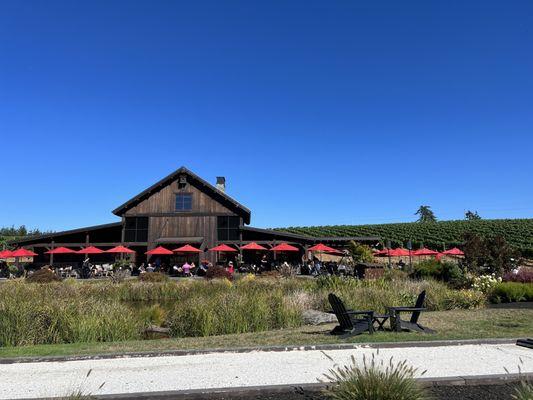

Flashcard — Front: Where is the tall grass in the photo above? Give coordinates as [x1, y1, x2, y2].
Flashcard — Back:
[0, 276, 487, 347]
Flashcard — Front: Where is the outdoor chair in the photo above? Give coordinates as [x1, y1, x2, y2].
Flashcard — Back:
[328, 293, 374, 337]
[388, 290, 435, 333]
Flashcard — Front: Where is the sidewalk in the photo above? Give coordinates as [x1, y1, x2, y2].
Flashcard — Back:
[1, 341, 532, 399]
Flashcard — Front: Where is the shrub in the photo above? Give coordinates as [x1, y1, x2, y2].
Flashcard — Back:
[412, 260, 464, 286]
[205, 266, 233, 280]
[472, 274, 502, 293]
[323, 354, 428, 400]
[138, 272, 169, 282]
[503, 269, 533, 284]
[489, 282, 533, 303]
[26, 268, 61, 283]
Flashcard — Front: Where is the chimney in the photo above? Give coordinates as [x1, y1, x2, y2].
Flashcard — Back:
[216, 177, 226, 192]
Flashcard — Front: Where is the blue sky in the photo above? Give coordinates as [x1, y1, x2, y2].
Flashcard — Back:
[1, 1, 532, 231]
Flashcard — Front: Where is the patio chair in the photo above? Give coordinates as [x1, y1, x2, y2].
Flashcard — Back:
[328, 293, 374, 337]
[388, 290, 435, 333]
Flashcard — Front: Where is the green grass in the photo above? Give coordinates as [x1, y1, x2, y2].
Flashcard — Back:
[0, 308, 531, 359]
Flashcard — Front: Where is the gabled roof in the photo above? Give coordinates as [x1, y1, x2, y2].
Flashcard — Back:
[112, 166, 251, 224]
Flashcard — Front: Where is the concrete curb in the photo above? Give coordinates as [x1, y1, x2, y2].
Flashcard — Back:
[19, 373, 533, 400]
[0, 338, 519, 365]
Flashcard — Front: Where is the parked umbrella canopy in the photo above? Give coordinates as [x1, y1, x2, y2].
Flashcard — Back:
[373, 248, 390, 256]
[106, 245, 135, 254]
[270, 243, 299, 252]
[145, 246, 173, 255]
[240, 242, 268, 251]
[173, 244, 202, 253]
[77, 246, 104, 254]
[388, 248, 410, 257]
[412, 248, 439, 256]
[11, 248, 38, 257]
[209, 244, 237, 252]
[45, 246, 76, 254]
[0, 250, 13, 259]
[442, 247, 464, 256]
[308, 243, 338, 253]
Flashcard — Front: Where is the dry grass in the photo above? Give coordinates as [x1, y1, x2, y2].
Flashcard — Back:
[0, 308, 531, 359]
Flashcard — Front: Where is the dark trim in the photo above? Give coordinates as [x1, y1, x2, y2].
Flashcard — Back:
[7, 222, 122, 245]
[25, 242, 147, 248]
[124, 212, 238, 218]
[112, 167, 251, 224]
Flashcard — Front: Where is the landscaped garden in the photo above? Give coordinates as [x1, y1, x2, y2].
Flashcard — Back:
[0, 269, 531, 357]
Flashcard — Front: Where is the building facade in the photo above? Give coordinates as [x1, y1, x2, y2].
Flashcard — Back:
[10, 167, 379, 265]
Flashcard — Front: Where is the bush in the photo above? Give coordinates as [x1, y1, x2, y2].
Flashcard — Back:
[323, 354, 427, 400]
[489, 282, 533, 304]
[205, 266, 233, 280]
[412, 260, 464, 287]
[472, 274, 502, 293]
[503, 269, 533, 284]
[138, 272, 169, 282]
[26, 268, 61, 283]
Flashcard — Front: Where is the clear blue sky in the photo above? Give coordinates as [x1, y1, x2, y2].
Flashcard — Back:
[1, 1, 532, 232]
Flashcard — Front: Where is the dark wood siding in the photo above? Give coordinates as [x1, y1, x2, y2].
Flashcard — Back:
[124, 179, 234, 215]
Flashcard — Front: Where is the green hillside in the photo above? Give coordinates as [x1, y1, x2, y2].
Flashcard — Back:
[279, 219, 533, 254]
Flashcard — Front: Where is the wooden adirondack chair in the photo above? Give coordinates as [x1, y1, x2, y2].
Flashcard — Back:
[328, 293, 374, 336]
[388, 290, 435, 333]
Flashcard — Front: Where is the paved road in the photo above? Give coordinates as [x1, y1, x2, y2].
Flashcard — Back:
[1, 343, 532, 399]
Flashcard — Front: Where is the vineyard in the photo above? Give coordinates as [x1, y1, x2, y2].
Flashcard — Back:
[278, 219, 533, 254]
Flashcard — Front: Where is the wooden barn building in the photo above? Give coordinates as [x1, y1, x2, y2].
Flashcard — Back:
[10, 167, 379, 266]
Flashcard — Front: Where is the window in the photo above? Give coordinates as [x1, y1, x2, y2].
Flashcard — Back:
[124, 217, 148, 242]
[175, 193, 192, 211]
[217, 216, 240, 241]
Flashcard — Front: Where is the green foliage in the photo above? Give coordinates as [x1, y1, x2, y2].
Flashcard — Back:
[278, 218, 533, 254]
[412, 260, 465, 287]
[489, 282, 533, 303]
[348, 241, 374, 264]
[465, 210, 481, 220]
[323, 354, 428, 400]
[464, 233, 518, 275]
[0, 225, 52, 247]
[0, 278, 488, 347]
[415, 205, 437, 223]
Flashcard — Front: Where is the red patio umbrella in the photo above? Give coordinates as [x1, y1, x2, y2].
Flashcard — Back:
[11, 248, 38, 257]
[173, 244, 202, 253]
[442, 247, 464, 256]
[77, 246, 104, 254]
[145, 246, 173, 255]
[106, 245, 135, 254]
[209, 244, 237, 252]
[0, 250, 13, 259]
[270, 243, 299, 252]
[373, 248, 390, 256]
[388, 248, 410, 257]
[308, 243, 338, 253]
[412, 248, 438, 256]
[240, 242, 268, 251]
[45, 246, 76, 254]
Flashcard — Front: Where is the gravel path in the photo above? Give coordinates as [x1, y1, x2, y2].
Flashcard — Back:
[1, 343, 532, 399]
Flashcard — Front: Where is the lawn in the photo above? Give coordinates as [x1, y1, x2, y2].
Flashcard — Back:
[1, 308, 531, 359]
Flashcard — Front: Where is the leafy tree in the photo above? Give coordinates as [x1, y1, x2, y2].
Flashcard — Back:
[463, 232, 518, 275]
[465, 210, 481, 220]
[415, 205, 437, 223]
[348, 241, 374, 264]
